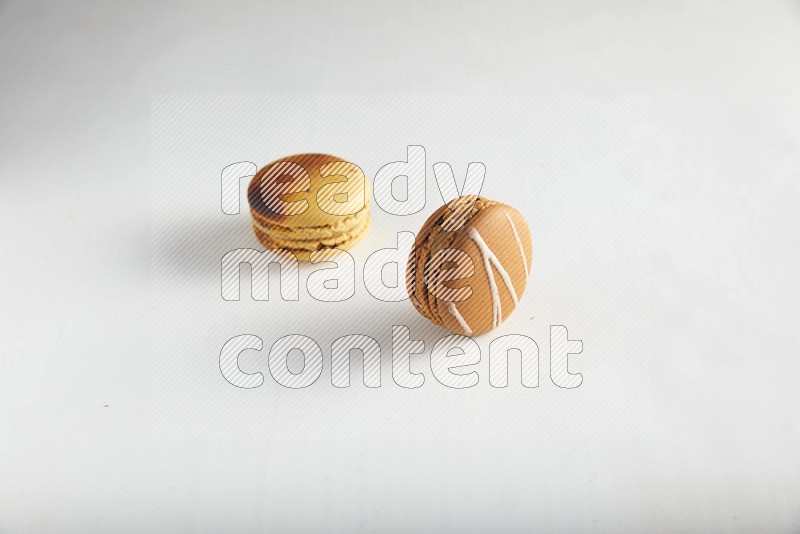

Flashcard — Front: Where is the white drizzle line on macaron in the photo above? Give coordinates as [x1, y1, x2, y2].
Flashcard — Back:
[446, 301, 473, 335]
[468, 227, 519, 328]
[504, 212, 529, 278]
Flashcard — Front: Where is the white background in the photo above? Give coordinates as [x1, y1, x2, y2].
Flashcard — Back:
[2, 1, 800, 532]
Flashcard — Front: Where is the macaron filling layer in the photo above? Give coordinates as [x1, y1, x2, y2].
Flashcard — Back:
[252, 210, 370, 253]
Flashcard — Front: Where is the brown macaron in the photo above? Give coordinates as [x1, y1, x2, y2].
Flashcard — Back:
[406, 195, 533, 336]
[247, 153, 370, 260]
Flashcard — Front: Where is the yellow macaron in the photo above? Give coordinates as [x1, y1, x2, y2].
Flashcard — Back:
[247, 153, 371, 259]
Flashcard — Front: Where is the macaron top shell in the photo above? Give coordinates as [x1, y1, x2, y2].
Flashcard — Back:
[407, 195, 532, 336]
[247, 153, 369, 229]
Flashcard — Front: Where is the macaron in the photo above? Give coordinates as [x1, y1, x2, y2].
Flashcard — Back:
[406, 195, 532, 336]
[247, 153, 370, 259]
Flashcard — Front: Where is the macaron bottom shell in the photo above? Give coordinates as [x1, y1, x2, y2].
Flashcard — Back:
[251, 210, 371, 261]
